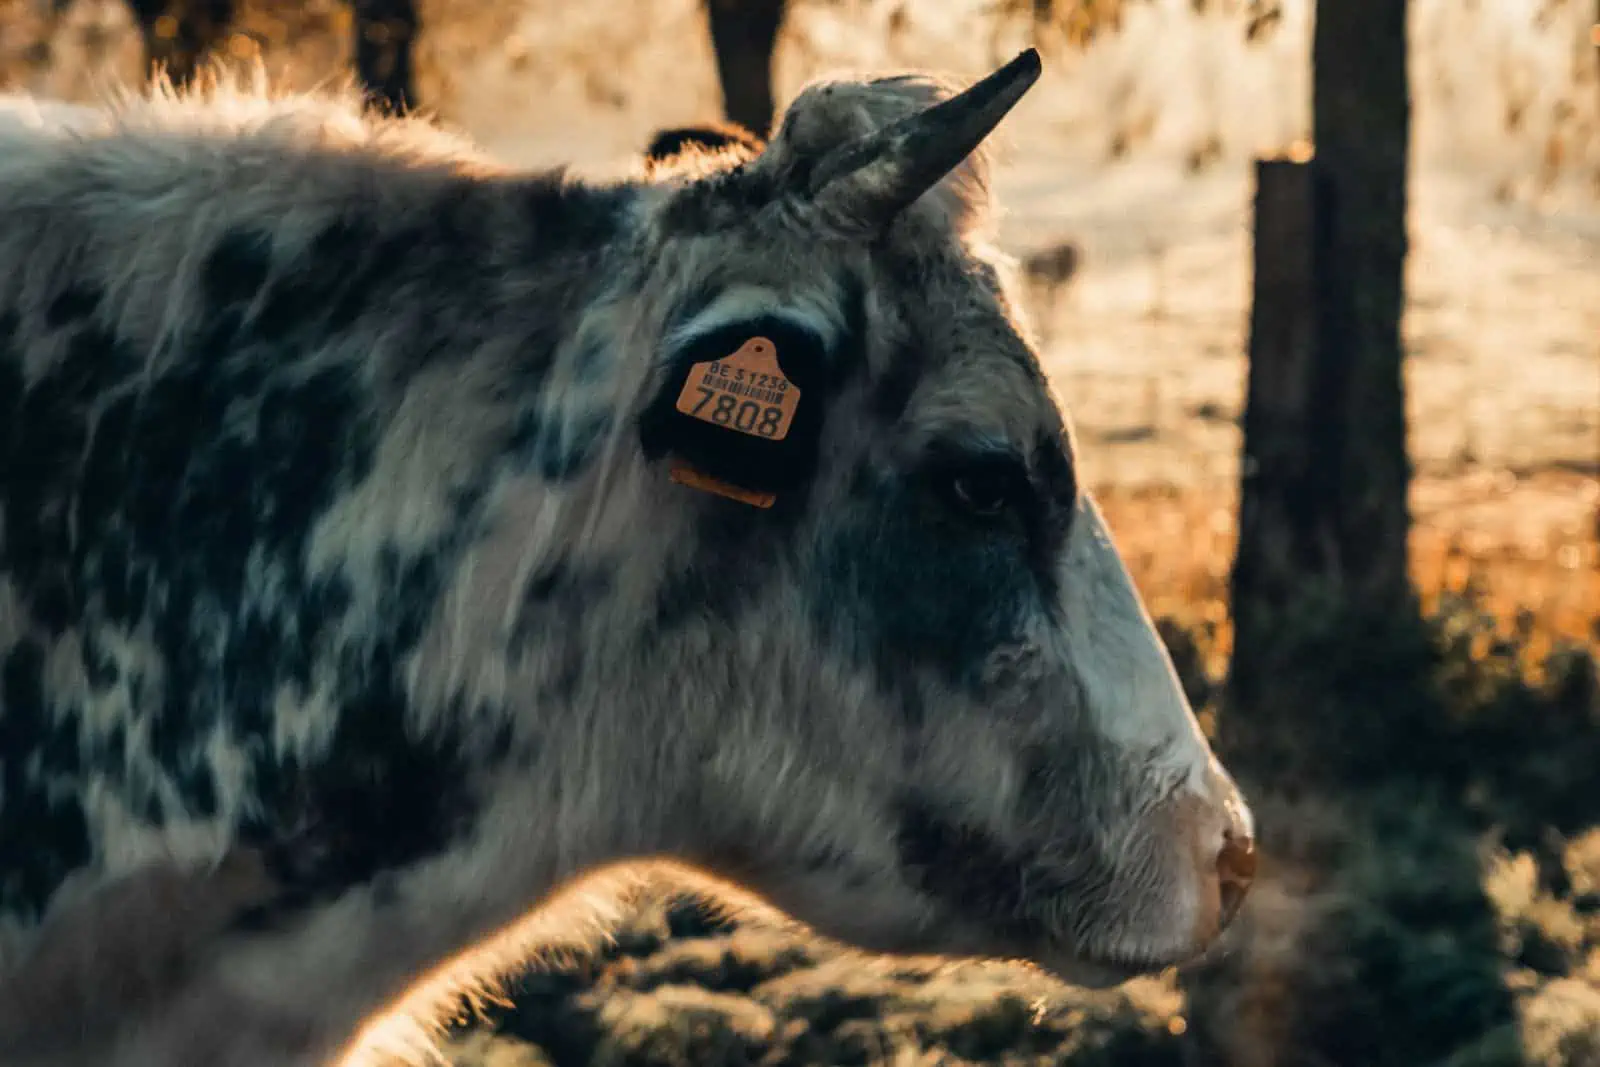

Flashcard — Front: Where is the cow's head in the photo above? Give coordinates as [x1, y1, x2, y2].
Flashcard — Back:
[558, 51, 1254, 986]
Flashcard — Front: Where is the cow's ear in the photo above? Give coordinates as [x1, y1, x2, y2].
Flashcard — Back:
[643, 122, 766, 176]
[637, 315, 830, 509]
[753, 52, 1038, 238]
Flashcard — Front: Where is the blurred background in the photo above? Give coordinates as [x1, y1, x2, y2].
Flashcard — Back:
[3, 1, 1596, 1063]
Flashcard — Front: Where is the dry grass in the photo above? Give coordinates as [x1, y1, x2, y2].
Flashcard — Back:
[1097, 475, 1600, 668]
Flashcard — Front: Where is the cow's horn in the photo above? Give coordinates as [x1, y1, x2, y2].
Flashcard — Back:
[809, 48, 1042, 233]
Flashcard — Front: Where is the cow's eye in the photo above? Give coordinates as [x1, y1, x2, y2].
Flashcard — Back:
[948, 473, 1009, 518]
[923, 447, 1032, 525]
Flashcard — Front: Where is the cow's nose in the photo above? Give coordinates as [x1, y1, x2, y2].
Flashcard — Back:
[1216, 829, 1257, 929]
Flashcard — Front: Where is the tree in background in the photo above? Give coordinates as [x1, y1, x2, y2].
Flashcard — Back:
[704, 0, 787, 138]
[103, 0, 417, 113]
[349, 0, 419, 113]
[124, 0, 235, 87]
[1299, 0, 1413, 616]
[1225, 0, 1418, 783]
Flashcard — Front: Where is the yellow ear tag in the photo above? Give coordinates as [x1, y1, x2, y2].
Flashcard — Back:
[673, 336, 801, 440]
[667, 336, 800, 508]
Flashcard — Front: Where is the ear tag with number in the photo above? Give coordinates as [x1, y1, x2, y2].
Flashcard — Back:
[666, 336, 801, 508]
[672, 337, 801, 440]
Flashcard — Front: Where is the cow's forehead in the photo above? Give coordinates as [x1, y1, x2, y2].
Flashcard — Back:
[864, 239, 1063, 450]
[902, 334, 1061, 448]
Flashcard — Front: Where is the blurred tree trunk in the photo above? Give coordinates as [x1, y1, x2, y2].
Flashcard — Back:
[1225, 0, 1418, 776]
[125, 0, 417, 113]
[351, 0, 418, 114]
[704, 0, 787, 137]
[129, 0, 235, 86]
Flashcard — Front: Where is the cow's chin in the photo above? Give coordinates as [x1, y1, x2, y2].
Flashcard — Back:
[941, 917, 1212, 990]
[927, 860, 1225, 987]
[1014, 883, 1224, 987]
[715, 862, 1205, 991]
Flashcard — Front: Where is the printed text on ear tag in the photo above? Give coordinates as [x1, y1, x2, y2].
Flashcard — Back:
[668, 458, 777, 509]
[673, 336, 801, 440]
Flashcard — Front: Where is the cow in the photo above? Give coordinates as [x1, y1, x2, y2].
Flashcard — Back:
[0, 49, 1257, 1067]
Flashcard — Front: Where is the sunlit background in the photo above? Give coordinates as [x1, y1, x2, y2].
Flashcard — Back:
[4, 1, 1596, 1064]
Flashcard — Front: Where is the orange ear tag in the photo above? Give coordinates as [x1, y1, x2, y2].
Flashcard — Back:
[667, 336, 801, 508]
[673, 336, 801, 439]
[668, 459, 777, 509]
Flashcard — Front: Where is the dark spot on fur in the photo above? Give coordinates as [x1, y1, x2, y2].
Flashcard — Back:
[0, 170, 635, 920]
[651, 565, 745, 634]
[649, 498, 801, 633]
[896, 684, 928, 731]
[510, 561, 611, 649]
[809, 463, 1038, 692]
[202, 229, 275, 310]
[254, 218, 381, 342]
[507, 407, 608, 484]
[815, 270, 871, 395]
[565, 333, 615, 386]
[516, 176, 637, 255]
[3, 314, 138, 643]
[2, 641, 47, 730]
[243, 680, 482, 922]
[45, 285, 101, 330]
[507, 561, 612, 705]
[653, 160, 783, 235]
[0, 640, 92, 920]
[4, 263, 386, 843]
[228, 893, 313, 934]
[235, 497, 496, 913]
[28, 573, 73, 636]
[82, 631, 120, 691]
[871, 336, 923, 424]
[521, 560, 576, 604]
[663, 279, 724, 340]
[325, 224, 427, 336]
[895, 797, 1032, 935]
[0, 311, 20, 407]
[1029, 428, 1078, 592]
[369, 871, 402, 908]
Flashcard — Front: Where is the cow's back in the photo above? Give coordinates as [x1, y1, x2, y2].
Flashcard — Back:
[0, 81, 619, 945]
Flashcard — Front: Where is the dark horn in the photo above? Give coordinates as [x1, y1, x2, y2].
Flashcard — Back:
[810, 48, 1042, 231]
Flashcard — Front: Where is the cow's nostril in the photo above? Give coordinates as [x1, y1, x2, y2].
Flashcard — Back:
[1216, 830, 1257, 929]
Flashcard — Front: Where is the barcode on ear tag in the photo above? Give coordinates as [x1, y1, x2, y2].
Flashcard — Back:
[673, 336, 801, 440]
[668, 459, 776, 509]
